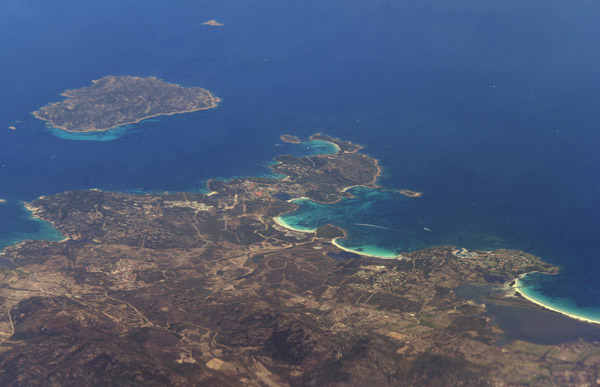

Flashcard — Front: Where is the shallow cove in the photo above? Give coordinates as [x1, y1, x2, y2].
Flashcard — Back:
[0, 201, 64, 251]
[278, 186, 514, 259]
[48, 126, 136, 141]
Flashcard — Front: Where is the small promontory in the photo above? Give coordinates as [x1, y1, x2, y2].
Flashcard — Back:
[33, 75, 220, 133]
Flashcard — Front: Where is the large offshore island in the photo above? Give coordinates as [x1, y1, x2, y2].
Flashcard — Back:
[32, 75, 220, 132]
[0, 135, 598, 385]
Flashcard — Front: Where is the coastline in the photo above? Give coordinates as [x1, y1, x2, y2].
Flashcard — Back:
[47, 126, 131, 141]
[22, 201, 68, 243]
[371, 157, 382, 187]
[0, 200, 68, 254]
[280, 134, 301, 144]
[512, 274, 600, 325]
[331, 238, 402, 260]
[304, 139, 340, 155]
[315, 139, 341, 154]
[285, 196, 310, 203]
[397, 189, 423, 198]
[274, 212, 401, 260]
[33, 93, 220, 134]
[341, 184, 373, 193]
[273, 216, 315, 233]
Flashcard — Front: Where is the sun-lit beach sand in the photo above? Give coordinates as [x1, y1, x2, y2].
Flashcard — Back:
[275, 211, 402, 259]
[513, 274, 600, 325]
[397, 189, 423, 198]
[341, 185, 370, 193]
[332, 238, 402, 259]
[22, 201, 68, 242]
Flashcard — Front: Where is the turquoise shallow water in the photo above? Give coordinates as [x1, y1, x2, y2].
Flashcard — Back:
[279, 186, 512, 258]
[0, 201, 64, 251]
[280, 185, 600, 323]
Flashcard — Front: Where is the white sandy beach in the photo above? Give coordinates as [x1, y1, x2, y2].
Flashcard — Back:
[513, 275, 600, 325]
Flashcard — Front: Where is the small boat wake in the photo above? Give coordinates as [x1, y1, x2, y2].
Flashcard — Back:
[354, 223, 399, 231]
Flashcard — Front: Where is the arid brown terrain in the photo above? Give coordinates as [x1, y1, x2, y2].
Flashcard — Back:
[32, 76, 220, 132]
[0, 136, 598, 386]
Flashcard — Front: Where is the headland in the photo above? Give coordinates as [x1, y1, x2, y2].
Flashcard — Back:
[32, 75, 220, 133]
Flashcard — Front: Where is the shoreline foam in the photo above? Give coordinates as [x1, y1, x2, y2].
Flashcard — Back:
[513, 274, 600, 325]
[274, 212, 401, 260]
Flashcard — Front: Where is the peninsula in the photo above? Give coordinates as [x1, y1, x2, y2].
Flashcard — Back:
[0, 135, 597, 386]
[32, 76, 220, 133]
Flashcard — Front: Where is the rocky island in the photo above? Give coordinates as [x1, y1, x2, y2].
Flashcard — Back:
[32, 76, 220, 133]
[202, 20, 224, 26]
[0, 136, 598, 386]
[280, 134, 301, 144]
[397, 189, 423, 198]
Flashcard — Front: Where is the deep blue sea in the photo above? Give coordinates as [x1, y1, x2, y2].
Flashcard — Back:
[1, 0, 600, 322]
